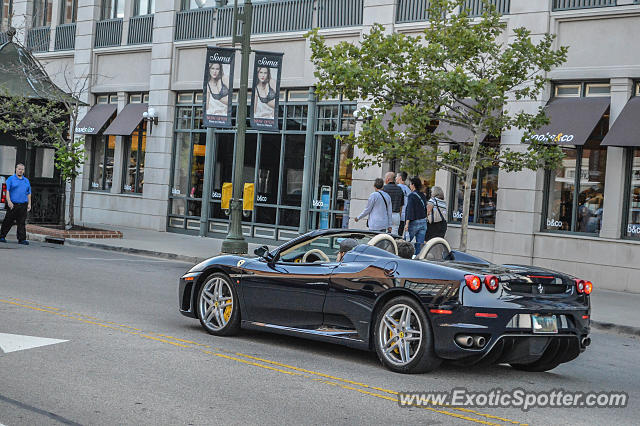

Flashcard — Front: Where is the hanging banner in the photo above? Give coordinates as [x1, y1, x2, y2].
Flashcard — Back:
[203, 47, 235, 128]
[250, 51, 283, 131]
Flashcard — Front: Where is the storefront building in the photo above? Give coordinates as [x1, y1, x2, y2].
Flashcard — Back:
[8, 0, 640, 291]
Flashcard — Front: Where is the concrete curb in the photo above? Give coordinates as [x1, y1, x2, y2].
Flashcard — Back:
[591, 321, 640, 338]
[62, 239, 205, 264]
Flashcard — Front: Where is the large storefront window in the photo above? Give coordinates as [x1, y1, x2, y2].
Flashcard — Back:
[448, 140, 499, 226]
[309, 103, 355, 230]
[544, 121, 608, 234]
[122, 121, 146, 194]
[169, 93, 205, 230]
[168, 91, 356, 239]
[450, 166, 499, 225]
[90, 135, 116, 191]
[625, 148, 640, 239]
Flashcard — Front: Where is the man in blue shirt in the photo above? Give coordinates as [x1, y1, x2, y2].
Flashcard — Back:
[0, 163, 32, 245]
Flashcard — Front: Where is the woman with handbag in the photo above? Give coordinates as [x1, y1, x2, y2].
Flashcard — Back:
[426, 186, 447, 242]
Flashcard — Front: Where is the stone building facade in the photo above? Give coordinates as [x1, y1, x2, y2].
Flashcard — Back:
[3, 0, 640, 292]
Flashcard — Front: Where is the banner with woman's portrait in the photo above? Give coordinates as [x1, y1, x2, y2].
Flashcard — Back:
[250, 51, 283, 131]
[203, 47, 235, 128]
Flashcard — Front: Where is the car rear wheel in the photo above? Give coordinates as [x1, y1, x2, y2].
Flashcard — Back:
[373, 296, 441, 374]
[197, 273, 241, 336]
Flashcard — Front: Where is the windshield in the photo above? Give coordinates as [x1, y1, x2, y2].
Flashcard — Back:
[278, 232, 374, 263]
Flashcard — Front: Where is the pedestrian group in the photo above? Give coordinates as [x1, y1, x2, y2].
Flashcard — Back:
[356, 171, 447, 256]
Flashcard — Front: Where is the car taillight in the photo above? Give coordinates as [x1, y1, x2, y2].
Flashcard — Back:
[1, 183, 5, 203]
[584, 281, 593, 295]
[575, 279, 585, 294]
[465, 275, 482, 292]
[484, 275, 499, 292]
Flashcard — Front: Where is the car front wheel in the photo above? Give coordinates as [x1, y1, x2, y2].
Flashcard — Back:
[373, 296, 441, 373]
[196, 272, 241, 336]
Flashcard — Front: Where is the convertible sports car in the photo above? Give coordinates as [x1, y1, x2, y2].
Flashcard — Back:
[178, 229, 592, 374]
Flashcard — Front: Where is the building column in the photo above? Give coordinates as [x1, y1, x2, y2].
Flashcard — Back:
[486, 0, 552, 263]
[71, 0, 101, 224]
[600, 78, 634, 239]
[142, 0, 178, 231]
[10, 0, 34, 44]
[48, 0, 62, 51]
[299, 86, 317, 234]
[348, 0, 397, 229]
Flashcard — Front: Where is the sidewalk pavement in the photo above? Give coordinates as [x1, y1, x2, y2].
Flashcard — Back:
[7, 224, 639, 337]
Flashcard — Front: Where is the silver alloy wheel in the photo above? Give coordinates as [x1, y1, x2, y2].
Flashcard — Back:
[378, 303, 423, 367]
[199, 277, 234, 331]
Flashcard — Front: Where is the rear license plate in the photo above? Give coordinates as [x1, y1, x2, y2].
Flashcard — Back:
[532, 314, 558, 334]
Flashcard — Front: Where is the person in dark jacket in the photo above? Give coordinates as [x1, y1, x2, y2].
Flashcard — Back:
[383, 172, 404, 232]
[404, 177, 427, 255]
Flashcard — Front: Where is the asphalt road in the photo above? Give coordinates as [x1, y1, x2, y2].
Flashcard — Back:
[0, 241, 638, 425]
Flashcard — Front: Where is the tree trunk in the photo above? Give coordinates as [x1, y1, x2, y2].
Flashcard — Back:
[459, 126, 481, 252]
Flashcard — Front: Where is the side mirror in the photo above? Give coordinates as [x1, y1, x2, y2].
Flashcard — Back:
[254, 245, 273, 261]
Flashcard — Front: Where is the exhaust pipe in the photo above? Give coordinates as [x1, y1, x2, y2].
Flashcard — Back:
[581, 337, 591, 347]
[474, 336, 486, 349]
[455, 335, 474, 348]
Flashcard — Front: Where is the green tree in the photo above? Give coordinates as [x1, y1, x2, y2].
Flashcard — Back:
[307, 0, 568, 252]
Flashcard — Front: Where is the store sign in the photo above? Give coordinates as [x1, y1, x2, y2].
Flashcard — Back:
[203, 47, 235, 128]
[250, 51, 284, 132]
[628, 224, 640, 235]
[529, 132, 575, 143]
[75, 126, 95, 134]
[546, 218, 564, 228]
[452, 211, 463, 220]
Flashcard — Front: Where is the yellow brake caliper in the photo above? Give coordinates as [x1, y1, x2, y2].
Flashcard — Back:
[389, 324, 400, 355]
[223, 302, 232, 322]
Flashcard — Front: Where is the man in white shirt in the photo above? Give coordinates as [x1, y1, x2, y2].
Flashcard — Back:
[354, 178, 392, 233]
[396, 171, 411, 236]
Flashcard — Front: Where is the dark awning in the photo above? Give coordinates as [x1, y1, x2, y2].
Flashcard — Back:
[74, 104, 117, 135]
[103, 103, 148, 136]
[530, 97, 610, 145]
[601, 97, 640, 147]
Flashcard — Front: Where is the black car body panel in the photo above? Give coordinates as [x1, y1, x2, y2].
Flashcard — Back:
[179, 229, 591, 366]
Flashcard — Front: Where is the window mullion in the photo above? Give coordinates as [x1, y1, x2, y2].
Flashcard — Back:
[135, 128, 142, 192]
[571, 147, 582, 232]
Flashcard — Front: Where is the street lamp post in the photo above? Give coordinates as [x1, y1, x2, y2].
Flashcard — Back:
[221, 0, 252, 254]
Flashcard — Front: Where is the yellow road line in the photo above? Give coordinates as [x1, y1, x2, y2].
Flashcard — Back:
[0, 297, 528, 426]
[235, 353, 524, 425]
[318, 379, 502, 426]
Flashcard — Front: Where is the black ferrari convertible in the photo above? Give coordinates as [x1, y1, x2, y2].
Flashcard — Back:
[178, 229, 592, 374]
